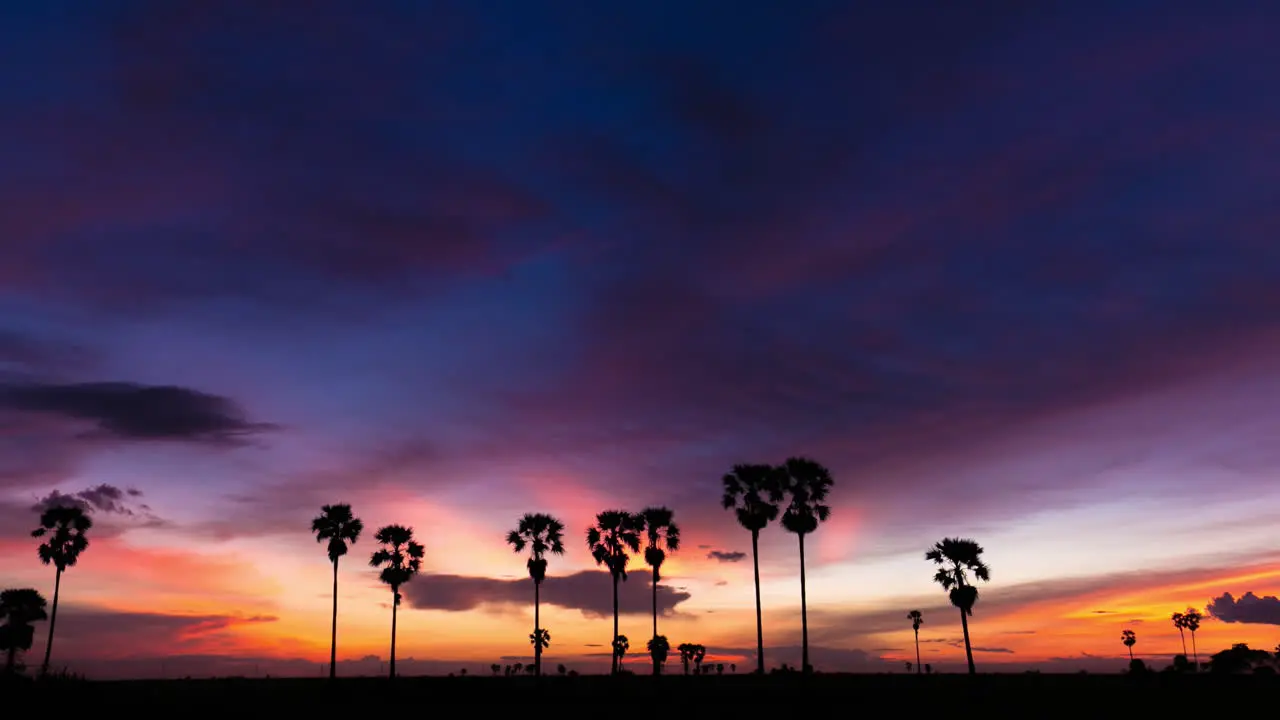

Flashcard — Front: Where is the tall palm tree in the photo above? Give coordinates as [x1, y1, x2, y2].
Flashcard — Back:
[908, 610, 923, 674]
[506, 513, 566, 677]
[1, 588, 48, 674]
[779, 457, 833, 673]
[369, 524, 424, 679]
[1171, 611, 1188, 656]
[585, 510, 641, 675]
[721, 463, 784, 674]
[1182, 607, 1202, 670]
[925, 537, 990, 675]
[31, 505, 92, 676]
[311, 503, 363, 680]
[1121, 629, 1136, 661]
[647, 635, 670, 675]
[638, 506, 680, 675]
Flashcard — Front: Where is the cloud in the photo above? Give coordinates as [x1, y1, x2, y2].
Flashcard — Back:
[35, 607, 277, 661]
[0, 382, 275, 443]
[1207, 591, 1280, 625]
[707, 550, 746, 563]
[34, 483, 148, 516]
[399, 570, 691, 618]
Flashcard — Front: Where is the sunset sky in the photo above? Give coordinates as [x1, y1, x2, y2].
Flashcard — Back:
[3, 1, 1280, 679]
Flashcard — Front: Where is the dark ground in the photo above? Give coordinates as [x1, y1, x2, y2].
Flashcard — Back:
[3, 672, 1272, 713]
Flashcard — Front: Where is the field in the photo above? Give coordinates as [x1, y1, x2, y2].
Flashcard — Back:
[4, 672, 1275, 713]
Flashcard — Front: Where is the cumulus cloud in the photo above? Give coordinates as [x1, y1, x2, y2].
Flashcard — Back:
[707, 550, 746, 563]
[399, 571, 692, 618]
[1207, 591, 1280, 625]
[34, 483, 148, 515]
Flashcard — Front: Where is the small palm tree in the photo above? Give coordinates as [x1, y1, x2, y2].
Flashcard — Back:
[925, 537, 990, 675]
[530, 627, 551, 661]
[908, 610, 924, 674]
[693, 644, 706, 674]
[1, 588, 49, 674]
[558, 663, 567, 676]
[638, 506, 680, 675]
[311, 503, 363, 680]
[779, 457, 833, 673]
[506, 513, 566, 677]
[31, 505, 92, 676]
[1121, 629, 1136, 660]
[585, 510, 641, 675]
[722, 464, 784, 674]
[369, 524, 424, 679]
[1182, 608, 1203, 670]
[677, 642, 695, 675]
[647, 635, 670, 675]
[613, 634, 629, 669]
[491, 663, 500, 676]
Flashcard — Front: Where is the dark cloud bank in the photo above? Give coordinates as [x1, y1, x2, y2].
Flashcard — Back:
[400, 571, 691, 618]
[1208, 592, 1280, 625]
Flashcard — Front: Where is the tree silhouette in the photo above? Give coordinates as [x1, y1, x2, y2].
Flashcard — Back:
[506, 513, 566, 677]
[778, 457, 832, 673]
[31, 504, 92, 676]
[369, 524, 424, 679]
[1121, 629, 1136, 661]
[722, 463, 783, 674]
[925, 537, 990, 675]
[693, 643, 706, 674]
[1182, 607, 1202, 670]
[908, 610, 924, 674]
[1171, 612, 1188, 657]
[1, 588, 48, 675]
[647, 635, 670, 675]
[637, 506, 680, 675]
[530, 627, 551, 661]
[585, 510, 641, 675]
[310, 503, 363, 681]
[491, 663, 500, 676]
[612, 634, 629, 669]
[677, 642, 696, 675]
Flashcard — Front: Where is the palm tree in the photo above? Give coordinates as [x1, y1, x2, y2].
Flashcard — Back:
[647, 635, 670, 675]
[585, 510, 641, 675]
[613, 634, 629, 669]
[677, 642, 696, 675]
[31, 505, 92, 676]
[925, 537, 991, 675]
[530, 627, 551, 663]
[722, 463, 784, 674]
[638, 506, 680, 674]
[779, 457, 833, 673]
[693, 644, 706, 674]
[369, 524, 424, 679]
[1121, 629, 1136, 661]
[1, 588, 48, 674]
[311, 503, 363, 680]
[506, 513, 566, 677]
[1182, 607, 1202, 670]
[908, 610, 923, 674]
[1171, 611, 1188, 656]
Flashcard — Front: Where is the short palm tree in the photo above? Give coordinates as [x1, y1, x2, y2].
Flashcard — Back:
[638, 506, 680, 674]
[369, 524, 424, 679]
[1171, 611, 1188, 656]
[721, 464, 784, 674]
[1, 588, 49, 674]
[647, 635, 670, 675]
[530, 627, 551, 662]
[925, 537, 990, 675]
[677, 642, 696, 675]
[779, 457, 833, 673]
[585, 510, 641, 675]
[31, 505, 92, 676]
[506, 513, 566, 677]
[1121, 629, 1136, 660]
[908, 610, 923, 674]
[1182, 607, 1202, 670]
[311, 503, 363, 680]
[612, 634, 629, 669]
[693, 644, 706, 674]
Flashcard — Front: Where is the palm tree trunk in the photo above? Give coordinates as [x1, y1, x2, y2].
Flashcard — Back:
[751, 529, 764, 674]
[798, 532, 809, 673]
[329, 558, 339, 680]
[914, 628, 921, 674]
[611, 572, 620, 675]
[389, 589, 398, 679]
[1190, 632, 1198, 671]
[959, 606, 975, 675]
[534, 579, 541, 677]
[41, 566, 62, 676]
[1127, 645, 1133, 661]
[1177, 627, 1186, 656]
[651, 565, 659, 676]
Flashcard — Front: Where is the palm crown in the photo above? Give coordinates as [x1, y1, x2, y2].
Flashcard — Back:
[925, 537, 990, 615]
[908, 609, 923, 631]
[779, 457, 833, 535]
[585, 510, 641, 579]
[0, 588, 49, 652]
[721, 464, 784, 532]
[312, 503, 364, 562]
[639, 506, 681, 581]
[506, 513, 565, 584]
[32, 506, 93, 570]
[369, 525, 424, 603]
[1121, 629, 1136, 647]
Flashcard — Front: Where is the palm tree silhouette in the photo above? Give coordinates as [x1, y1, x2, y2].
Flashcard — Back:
[1, 588, 48, 674]
[585, 510, 641, 675]
[506, 513, 566, 677]
[31, 505, 92, 676]
[908, 610, 923, 674]
[530, 627, 551, 662]
[1182, 607, 1202, 670]
[778, 457, 833, 673]
[612, 634, 630, 669]
[925, 537, 990, 675]
[311, 503, 363, 681]
[1170, 611, 1187, 656]
[677, 642, 695, 675]
[638, 506, 680, 674]
[1121, 629, 1136, 661]
[647, 635, 670, 675]
[722, 464, 783, 674]
[369, 524, 424, 679]
[693, 643, 706, 674]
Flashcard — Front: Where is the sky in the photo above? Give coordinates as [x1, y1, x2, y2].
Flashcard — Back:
[2, 0, 1280, 678]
